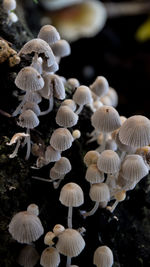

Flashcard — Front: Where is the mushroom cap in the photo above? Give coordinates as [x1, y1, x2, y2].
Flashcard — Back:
[15, 66, 44, 92]
[84, 150, 100, 167]
[56, 228, 85, 257]
[45, 145, 61, 163]
[54, 157, 72, 174]
[119, 115, 150, 148]
[40, 247, 60, 267]
[106, 87, 118, 107]
[49, 166, 64, 180]
[90, 76, 109, 98]
[73, 85, 92, 106]
[85, 164, 104, 184]
[53, 224, 65, 236]
[17, 245, 39, 267]
[9, 211, 44, 244]
[93, 245, 114, 267]
[116, 174, 137, 191]
[38, 25, 60, 45]
[51, 39, 71, 58]
[65, 78, 80, 91]
[97, 150, 121, 174]
[42, 59, 59, 73]
[50, 128, 73, 151]
[39, 73, 53, 99]
[115, 131, 135, 153]
[59, 182, 84, 207]
[18, 38, 55, 67]
[44, 231, 56, 246]
[91, 106, 121, 133]
[3, 0, 16, 12]
[49, 74, 66, 100]
[89, 183, 110, 202]
[25, 91, 42, 104]
[22, 101, 41, 116]
[27, 204, 39, 216]
[56, 106, 78, 128]
[17, 109, 39, 129]
[61, 99, 77, 112]
[120, 154, 148, 182]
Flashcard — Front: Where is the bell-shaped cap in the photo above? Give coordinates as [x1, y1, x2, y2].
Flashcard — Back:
[45, 145, 61, 163]
[121, 154, 148, 182]
[119, 115, 150, 148]
[91, 105, 121, 133]
[27, 203, 39, 216]
[53, 224, 65, 236]
[93, 245, 114, 267]
[15, 66, 44, 92]
[65, 78, 80, 91]
[56, 228, 85, 257]
[90, 76, 109, 98]
[49, 167, 64, 180]
[17, 109, 39, 129]
[73, 85, 92, 106]
[38, 25, 60, 45]
[9, 211, 44, 244]
[84, 150, 100, 167]
[89, 183, 110, 202]
[22, 101, 41, 116]
[56, 106, 78, 128]
[3, 0, 16, 12]
[50, 128, 73, 151]
[85, 164, 104, 184]
[51, 39, 71, 57]
[54, 157, 72, 174]
[61, 99, 77, 112]
[25, 91, 42, 104]
[59, 182, 84, 207]
[18, 38, 55, 67]
[40, 247, 60, 267]
[97, 150, 121, 174]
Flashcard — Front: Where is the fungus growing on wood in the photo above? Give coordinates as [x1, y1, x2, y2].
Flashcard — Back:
[56, 228, 85, 267]
[59, 182, 84, 228]
[93, 245, 114, 267]
[38, 24, 60, 45]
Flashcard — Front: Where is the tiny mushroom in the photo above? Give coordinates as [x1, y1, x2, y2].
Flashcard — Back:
[56, 105, 78, 128]
[90, 76, 109, 99]
[73, 85, 92, 114]
[40, 247, 60, 267]
[17, 245, 40, 267]
[50, 128, 74, 152]
[83, 150, 100, 167]
[93, 245, 114, 267]
[59, 182, 84, 228]
[38, 24, 60, 45]
[56, 228, 85, 267]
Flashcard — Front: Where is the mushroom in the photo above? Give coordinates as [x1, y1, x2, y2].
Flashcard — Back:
[90, 76, 109, 99]
[107, 190, 126, 213]
[51, 39, 71, 58]
[119, 115, 150, 148]
[83, 150, 100, 167]
[73, 85, 92, 114]
[40, 247, 60, 267]
[56, 105, 78, 128]
[61, 99, 77, 112]
[38, 24, 60, 45]
[59, 182, 84, 228]
[65, 78, 80, 92]
[91, 105, 121, 152]
[50, 128, 74, 152]
[85, 164, 104, 184]
[53, 224, 65, 236]
[93, 245, 114, 267]
[81, 183, 110, 217]
[6, 132, 29, 158]
[17, 109, 40, 160]
[44, 231, 56, 246]
[9, 205, 44, 244]
[27, 203, 39, 216]
[45, 145, 61, 164]
[56, 228, 85, 267]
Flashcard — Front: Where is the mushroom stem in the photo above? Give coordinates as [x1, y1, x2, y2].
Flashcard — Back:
[75, 104, 83, 115]
[120, 151, 126, 162]
[109, 200, 119, 213]
[12, 98, 26, 117]
[9, 140, 21, 158]
[25, 128, 31, 160]
[66, 256, 71, 267]
[96, 132, 108, 153]
[82, 201, 99, 217]
[68, 206, 73, 229]
[31, 176, 53, 182]
[40, 97, 54, 116]
[53, 179, 63, 189]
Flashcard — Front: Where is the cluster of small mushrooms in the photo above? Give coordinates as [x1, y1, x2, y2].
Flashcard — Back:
[8, 23, 150, 267]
